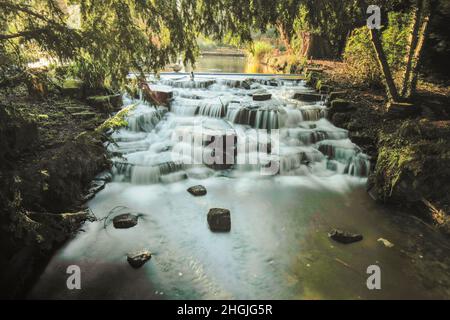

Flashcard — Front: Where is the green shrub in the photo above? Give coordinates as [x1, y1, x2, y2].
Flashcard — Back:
[343, 12, 412, 88]
[250, 41, 273, 62]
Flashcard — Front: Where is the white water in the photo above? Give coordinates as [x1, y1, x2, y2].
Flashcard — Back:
[29, 74, 450, 300]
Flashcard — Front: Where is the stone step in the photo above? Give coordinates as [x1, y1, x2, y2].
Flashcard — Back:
[65, 106, 89, 114]
[71, 111, 97, 120]
[293, 92, 322, 102]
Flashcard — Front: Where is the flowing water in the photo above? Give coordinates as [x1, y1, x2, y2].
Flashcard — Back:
[29, 74, 450, 300]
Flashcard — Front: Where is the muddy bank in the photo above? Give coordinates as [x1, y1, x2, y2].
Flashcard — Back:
[0, 85, 113, 298]
[304, 66, 450, 235]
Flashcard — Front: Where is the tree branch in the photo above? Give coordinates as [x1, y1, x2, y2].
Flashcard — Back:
[0, 1, 64, 27]
[0, 28, 50, 41]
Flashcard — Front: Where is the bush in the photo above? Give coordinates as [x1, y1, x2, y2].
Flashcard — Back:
[343, 12, 412, 88]
[250, 41, 273, 62]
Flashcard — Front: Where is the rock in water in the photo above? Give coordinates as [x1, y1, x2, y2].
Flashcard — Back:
[293, 92, 322, 102]
[187, 185, 207, 196]
[328, 229, 363, 244]
[377, 238, 394, 248]
[113, 213, 138, 229]
[127, 250, 152, 268]
[253, 93, 272, 101]
[207, 208, 231, 232]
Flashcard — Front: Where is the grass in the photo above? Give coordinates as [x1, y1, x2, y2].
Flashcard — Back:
[250, 41, 273, 62]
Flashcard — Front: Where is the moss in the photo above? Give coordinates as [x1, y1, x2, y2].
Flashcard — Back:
[373, 120, 450, 226]
[62, 78, 83, 89]
[96, 103, 137, 133]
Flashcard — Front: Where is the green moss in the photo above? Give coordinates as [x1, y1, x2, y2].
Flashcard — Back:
[96, 103, 137, 133]
[62, 79, 83, 89]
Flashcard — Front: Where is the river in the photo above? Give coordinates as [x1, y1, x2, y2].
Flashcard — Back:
[29, 69, 450, 299]
[178, 54, 272, 74]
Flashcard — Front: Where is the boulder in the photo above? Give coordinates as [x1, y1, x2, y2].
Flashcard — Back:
[253, 93, 272, 101]
[127, 250, 152, 268]
[293, 92, 322, 102]
[113, 213, 138, 229]
[328, 99, 354, 119]
[187, 185, 207, 196]
[207, 208, 231, 232]
[328, 229, 363, 244]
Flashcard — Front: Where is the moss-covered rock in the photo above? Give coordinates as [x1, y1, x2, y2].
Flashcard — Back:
[370, 120, 450, 232]
[86, 94, 123, 113]
[18, 131, 110, 212]
[61, 79, 84, 98]
[328, 99, 354, 119]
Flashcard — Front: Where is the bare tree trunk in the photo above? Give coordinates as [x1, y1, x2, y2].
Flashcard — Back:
[369, 28, 400, 103]
[300, 31, 310, 57]
[401, 0, 424, 97]
[409, 13, 430, 98]
[276, 23, 292, 53]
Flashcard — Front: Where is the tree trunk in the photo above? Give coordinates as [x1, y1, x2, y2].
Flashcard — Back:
[300, 31, 310, 57]
[301, 33, 332, 60]
[369, 28, 400, 103]
[401, 0, 424, 97]
[276, 23, 292, 53]
[409, 13, 430, 98]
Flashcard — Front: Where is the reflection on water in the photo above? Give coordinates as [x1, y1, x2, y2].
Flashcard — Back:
[29, 178, 450, 300]
[182, 55, 274, 74]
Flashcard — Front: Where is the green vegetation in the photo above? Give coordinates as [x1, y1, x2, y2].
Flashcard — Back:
[249, 41, 273, 62]
[343, 12, 412, 88]
[96, 103, 136, 133]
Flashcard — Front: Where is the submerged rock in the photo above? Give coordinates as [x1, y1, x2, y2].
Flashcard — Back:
[207, 208, 231, 232]
[113, 213, 138, 229]
[377, 238, 394, 248]
[187, 185, 207, 196]
[328, 229, 363, 244]
[127, 250, 152, 268]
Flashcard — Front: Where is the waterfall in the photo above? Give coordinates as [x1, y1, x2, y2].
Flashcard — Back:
[345, 153, 371, 177]
[128, 109, 165, 132]
[108, 75, 371, 184]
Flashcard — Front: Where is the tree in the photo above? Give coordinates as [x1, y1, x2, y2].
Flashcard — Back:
[356, 0, 433, 103]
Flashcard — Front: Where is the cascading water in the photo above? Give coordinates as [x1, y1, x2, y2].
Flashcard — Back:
[108, 75, 370, 184]
[29, 73, 450, 300]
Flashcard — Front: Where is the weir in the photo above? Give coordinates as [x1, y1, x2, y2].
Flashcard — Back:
[109, 73, 371, 183]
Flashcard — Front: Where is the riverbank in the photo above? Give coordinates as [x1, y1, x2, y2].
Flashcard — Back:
[0, 84, 113, 298]
[303, 60, 450, 235]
